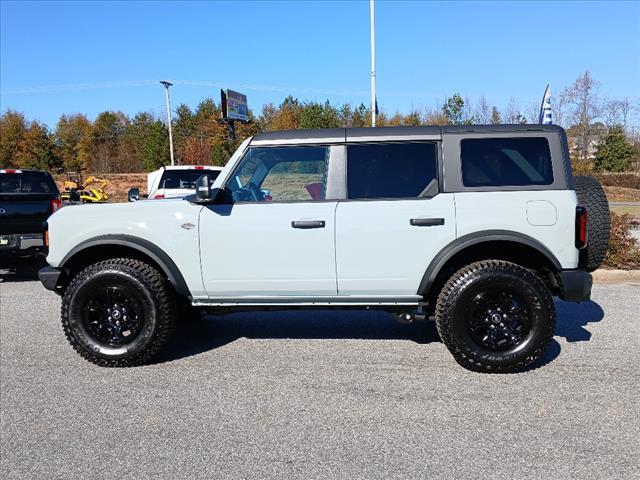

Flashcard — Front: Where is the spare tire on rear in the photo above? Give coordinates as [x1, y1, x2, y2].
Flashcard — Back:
[575, 176, 611, 272]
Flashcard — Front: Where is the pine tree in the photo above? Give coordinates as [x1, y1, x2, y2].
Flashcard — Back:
[594, 126, 637, 172]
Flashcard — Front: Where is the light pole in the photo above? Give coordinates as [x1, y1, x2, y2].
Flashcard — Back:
[160, 80, 175, 165]
[370, 0, 376, 127]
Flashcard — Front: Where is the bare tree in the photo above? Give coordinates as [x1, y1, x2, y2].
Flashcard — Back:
[525, 102, 540, 125]
[554, 97, 564, 126]
[474, 95, 492, 124]
[423, 105, 449, 125]
[602, 99, 624, 127]
[560, 70, 601, 166]
[463, 96, 474, 124]
[504, 97, 524, 124]
[619, 97, 633, 128]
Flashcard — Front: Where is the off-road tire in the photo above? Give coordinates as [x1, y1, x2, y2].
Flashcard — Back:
[61, 258, 175, 367]
[575, 175, 611, 272]
[435, 260, 555, 373]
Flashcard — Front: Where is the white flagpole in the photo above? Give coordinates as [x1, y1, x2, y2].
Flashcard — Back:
[370, 0, 376, 127]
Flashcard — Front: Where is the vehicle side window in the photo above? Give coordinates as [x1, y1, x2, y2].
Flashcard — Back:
[226, 146, 328, 202]
[461, 137, 553, 187]
[347, 142, 438, 200]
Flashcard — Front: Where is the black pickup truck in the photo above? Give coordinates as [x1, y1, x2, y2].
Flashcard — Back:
[0, 169, 61, 256]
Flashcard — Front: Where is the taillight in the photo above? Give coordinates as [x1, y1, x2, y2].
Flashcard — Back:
[51, 198, 62, 213]
[0, 169, 22, 174]
[575, 206, 588, 249]
[153, 194, 165, 199]
[43, 221, 49, 250]
[194, 166, 204, 170]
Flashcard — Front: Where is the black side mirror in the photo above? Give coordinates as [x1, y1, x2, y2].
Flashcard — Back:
[127, 187, 141, 202]
[195, 175, 212, 203]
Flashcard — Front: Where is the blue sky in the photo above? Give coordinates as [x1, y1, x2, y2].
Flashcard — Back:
[1, 0, 639, 127]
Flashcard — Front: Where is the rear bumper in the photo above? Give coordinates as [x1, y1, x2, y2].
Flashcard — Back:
[0, 233, 44, 251]
[38, 266, 62, 291]
[558, 270, 592, 302]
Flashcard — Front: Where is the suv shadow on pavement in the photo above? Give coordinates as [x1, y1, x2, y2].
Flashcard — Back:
[0, 255, 47, 283]
[156, 299, 605, 369]
[555, 299, 605, 342]
[155, 310, 438, 365]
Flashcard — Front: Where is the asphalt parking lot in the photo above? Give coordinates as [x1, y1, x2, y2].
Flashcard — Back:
[1, 258, 639, 479]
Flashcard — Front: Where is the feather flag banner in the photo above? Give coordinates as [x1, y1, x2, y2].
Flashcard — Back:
[539, 84, 553, 125]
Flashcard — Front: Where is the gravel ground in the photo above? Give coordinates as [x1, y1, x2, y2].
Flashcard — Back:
[1, 260, 639, 480]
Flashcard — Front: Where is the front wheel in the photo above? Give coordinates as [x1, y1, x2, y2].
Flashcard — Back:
[61, 258, 175, 367]
[435, 260, 555, 373]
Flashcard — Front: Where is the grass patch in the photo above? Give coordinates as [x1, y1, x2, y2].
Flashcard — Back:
[611, 205, 640, 217]
[604, 186, 640, 203]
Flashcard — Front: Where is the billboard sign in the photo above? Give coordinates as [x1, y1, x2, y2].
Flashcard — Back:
[221, 89, 249, 122]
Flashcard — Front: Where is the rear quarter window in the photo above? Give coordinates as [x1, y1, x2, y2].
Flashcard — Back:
[461, 137, 553, 187]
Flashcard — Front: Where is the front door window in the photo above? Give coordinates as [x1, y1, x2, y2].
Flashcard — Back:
[226, 146, 329, 202]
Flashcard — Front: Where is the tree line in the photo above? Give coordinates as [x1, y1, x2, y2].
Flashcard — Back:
[1, 71, 638, 174]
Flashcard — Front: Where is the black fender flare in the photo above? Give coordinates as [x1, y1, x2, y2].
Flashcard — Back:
[59, 234, 190, 297]
[417, 230, 562, 296]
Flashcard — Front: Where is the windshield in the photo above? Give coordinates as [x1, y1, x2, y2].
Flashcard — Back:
[0, 172, 58, 193]
[158, 170, 220, 190]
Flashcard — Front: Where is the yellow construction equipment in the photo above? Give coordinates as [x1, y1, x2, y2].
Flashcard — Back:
[61, 172, 110, 203]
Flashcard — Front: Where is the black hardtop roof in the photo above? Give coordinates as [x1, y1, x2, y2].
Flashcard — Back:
[251, 124, 564, 143]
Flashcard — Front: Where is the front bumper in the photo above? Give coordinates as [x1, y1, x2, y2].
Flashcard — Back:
[38, 266, 62, 291]
[0, 233, 44, 251]
[558, 270, 592, 302]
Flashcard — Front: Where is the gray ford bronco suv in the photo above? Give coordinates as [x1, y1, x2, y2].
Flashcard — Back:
[39, 125, 610, 372]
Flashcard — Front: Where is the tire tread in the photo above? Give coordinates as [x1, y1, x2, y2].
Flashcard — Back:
[60, 258, 175, 367]
[435, 259, 555, 373]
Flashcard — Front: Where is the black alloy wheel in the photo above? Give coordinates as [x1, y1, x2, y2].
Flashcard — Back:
[83, 285, 144, 347]
[466, 288, 531, 352]
[435, 260, 555, 373]
[61, 258, 175, 367]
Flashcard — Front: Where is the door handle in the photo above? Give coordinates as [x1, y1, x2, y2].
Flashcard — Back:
[292, 220, 325, 229]
[410, 218, 445, 227]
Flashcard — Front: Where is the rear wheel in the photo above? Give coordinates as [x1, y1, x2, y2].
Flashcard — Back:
[61, 258, 175, 367]
[435, 260, 555, 373]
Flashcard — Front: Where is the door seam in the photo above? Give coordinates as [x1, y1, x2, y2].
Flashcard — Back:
[334, 201, 340, 295]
